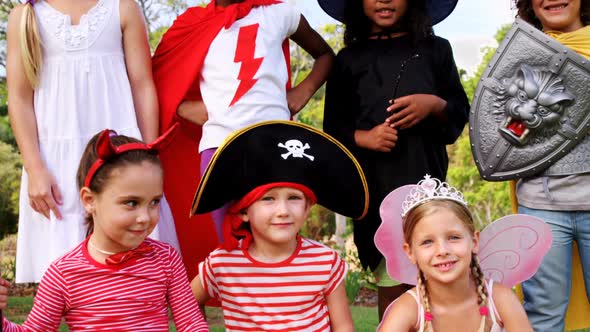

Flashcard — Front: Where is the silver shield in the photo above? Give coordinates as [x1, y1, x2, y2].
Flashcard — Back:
[469, 18, 590, 181]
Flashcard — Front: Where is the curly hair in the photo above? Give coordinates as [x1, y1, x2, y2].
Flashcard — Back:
[514, 0, 590, 30]
[343, 0, 433, 46]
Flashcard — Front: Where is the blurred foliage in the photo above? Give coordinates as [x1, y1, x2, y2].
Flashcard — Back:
[448, 24, 512, 228]
[0, 3, 515, 239]
[149, 25, 169, 52]
[294, 24, 344, 129]
[300, 204, 335, 241]
[0, 140, 21, 237]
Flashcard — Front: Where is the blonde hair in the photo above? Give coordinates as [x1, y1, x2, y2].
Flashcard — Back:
[19, 1, 42, 88]
[406, 200, 492, 332]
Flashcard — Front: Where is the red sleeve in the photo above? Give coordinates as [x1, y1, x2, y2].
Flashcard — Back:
[166, 248, 209, 332]
[3, 264, 67, 331]
[324, 251, 348, 296]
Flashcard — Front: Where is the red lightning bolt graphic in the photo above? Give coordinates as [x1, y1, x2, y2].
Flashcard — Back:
[229, 24, 263, 107]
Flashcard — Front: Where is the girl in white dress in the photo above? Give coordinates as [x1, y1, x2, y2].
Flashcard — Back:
[7, 0, 179, 283]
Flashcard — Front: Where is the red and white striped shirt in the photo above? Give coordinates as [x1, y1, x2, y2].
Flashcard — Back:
[199, 237, 347, 331]
[3, 238, 209, 332]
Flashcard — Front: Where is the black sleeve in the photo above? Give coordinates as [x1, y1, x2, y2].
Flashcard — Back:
[323, 53, 359, 151]
[434, 38, 470, 144]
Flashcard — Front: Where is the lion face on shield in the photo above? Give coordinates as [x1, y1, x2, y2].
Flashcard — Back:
[493, 64, 574, 145]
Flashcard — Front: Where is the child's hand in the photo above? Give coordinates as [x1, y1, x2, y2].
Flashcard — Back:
[0, 277, 9, 309]
[177, 100, 208, 125]
[385, 94, 447, 129]
[28, 166, 63, 220]
[354, 124, 398, 152]
[287, 86, 313, 116]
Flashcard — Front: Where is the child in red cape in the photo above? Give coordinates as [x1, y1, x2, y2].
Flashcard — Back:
[152, 0, 334, 279]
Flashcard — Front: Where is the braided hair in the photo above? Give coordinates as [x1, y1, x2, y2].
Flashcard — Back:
[405, 200, 492, 331]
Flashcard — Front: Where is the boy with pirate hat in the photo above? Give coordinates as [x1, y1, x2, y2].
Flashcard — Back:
[151, 0, 334, 280]
[189, 120, 368, 331]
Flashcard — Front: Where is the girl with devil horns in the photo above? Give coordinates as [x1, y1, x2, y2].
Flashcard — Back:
[0, 126, 207, 331]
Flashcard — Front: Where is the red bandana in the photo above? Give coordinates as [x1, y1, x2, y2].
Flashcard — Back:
[221, 182, 317, 251]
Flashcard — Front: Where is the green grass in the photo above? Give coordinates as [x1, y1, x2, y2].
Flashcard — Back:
[351, 306, 379, 331]
[6, 296, 590, 332]
[3, 296, 379, 331]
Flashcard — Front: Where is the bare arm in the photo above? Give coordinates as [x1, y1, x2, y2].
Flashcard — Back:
[354, 124, 398, 152]
[0, 277, 8, 309]
[177, 100, 208, 126]
[326, 282, 353, 332]
[120, 0, 158, 142]
[288, 15, 334, 115]
[7, 5, 62, 220]
[385, 94, 447, 129]
[190, 275, 211, 306]
[167, 250, 209, 331]
[377, 292, 417, 332]
[493, 283, 533, 332]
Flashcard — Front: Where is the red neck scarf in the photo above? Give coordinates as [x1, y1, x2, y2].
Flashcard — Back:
[104, 241, 154, 265]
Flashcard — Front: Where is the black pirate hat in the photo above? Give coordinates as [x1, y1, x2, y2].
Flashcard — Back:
[191, 121, 369, 219]
[318, 0, 458, 26]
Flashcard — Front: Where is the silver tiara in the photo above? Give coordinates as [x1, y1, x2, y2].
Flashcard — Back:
[401, 175, 467, 217]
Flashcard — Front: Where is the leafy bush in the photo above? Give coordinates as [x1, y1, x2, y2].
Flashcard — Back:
[0, 141, 21, 238]
[0, 234, 16, 282]
[0, 114, 16, 148]
[300, 205, 335, 241]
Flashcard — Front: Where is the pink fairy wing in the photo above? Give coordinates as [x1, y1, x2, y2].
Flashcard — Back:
[374, 185, 418, 285]
[478, 214, 553, 287]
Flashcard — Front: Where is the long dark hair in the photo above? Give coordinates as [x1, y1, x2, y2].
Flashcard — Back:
[514, 0, 590, 30]
[343, 0, 433, 46]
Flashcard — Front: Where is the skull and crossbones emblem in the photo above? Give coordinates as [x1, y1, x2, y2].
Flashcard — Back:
[277, 139, 314, 161]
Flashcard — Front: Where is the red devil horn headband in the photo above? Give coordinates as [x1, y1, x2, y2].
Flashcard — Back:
[84, 123, 179, 188]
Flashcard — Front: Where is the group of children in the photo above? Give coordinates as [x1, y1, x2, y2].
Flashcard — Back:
[0, 0, 587, 331]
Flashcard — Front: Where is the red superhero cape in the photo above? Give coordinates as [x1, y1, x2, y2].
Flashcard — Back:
[152, 0, 290, 280]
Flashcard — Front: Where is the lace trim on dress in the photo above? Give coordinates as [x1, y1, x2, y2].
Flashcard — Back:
[38, 0, 113, 50]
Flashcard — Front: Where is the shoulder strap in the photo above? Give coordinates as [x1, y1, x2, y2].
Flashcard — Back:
[486, 280, 503, 326]
[409, 288, 425, 332]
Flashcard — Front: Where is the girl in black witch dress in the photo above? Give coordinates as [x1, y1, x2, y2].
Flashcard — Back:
[320, 0, 469, 318]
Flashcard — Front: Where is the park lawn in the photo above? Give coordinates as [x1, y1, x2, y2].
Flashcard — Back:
[6, 297, 590, 332]
[4, 296, 378, 331]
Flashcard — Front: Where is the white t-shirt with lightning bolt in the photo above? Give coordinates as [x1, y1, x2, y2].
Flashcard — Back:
[199, 2, 301, 152]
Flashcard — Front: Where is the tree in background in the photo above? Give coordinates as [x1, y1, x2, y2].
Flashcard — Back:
[140, 0, 207, 51]
[0, 140, 21, 237]
[447, 24, 512, 229]
[0, 2, 514, 238]
[291, 24, 345, 242]
[0, 0, 15, 69]
[294, 24, 344, 129]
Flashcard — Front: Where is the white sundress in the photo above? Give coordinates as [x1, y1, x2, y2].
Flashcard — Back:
[15, 0, 179, 283]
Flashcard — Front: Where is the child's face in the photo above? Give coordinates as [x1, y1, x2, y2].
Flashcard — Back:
[363, 0, 408, 33]
[532, 0, 583, 32]
[241, 187, 311, 247]
[82, 161, 163, 252]
[403, 209, 479, 284]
